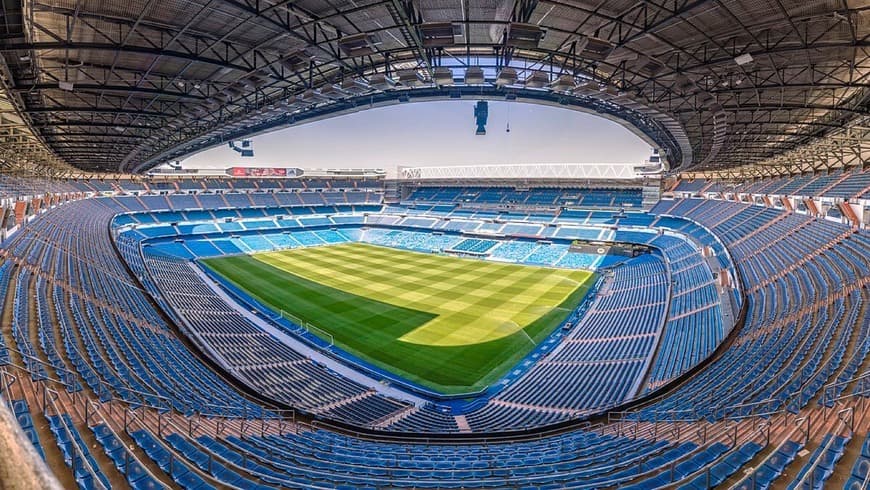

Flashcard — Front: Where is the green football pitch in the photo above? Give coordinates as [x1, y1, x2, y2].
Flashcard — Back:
[201, 242, 596, 395]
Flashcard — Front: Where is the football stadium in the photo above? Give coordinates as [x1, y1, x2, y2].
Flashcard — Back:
[0, 1, 868, 489]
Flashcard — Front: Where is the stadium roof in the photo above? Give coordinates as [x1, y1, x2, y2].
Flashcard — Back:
[0, 0, 866, 177]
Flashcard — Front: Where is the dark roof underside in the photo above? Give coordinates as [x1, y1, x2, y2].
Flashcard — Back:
[0, 0, 866, 177]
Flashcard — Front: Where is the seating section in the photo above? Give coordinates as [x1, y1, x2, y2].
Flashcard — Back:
[673, 180, 711, 193]
[109, 191, 745, 430]
[680, 441, 763, 489]
[447, 238, 498, 254]
[407, 186, 643, 207]
[2, 199, 267, 417]
[845, 433, 870, 489]
[8, 400, 45, 461]
[47, 413, 112, 490]
[786, 433, 849, 489]
[735, 440, 803, 489]
[0, 179, 867, 490]
[471, 254, 669, 430]
[644, 198, 869, 422]
[0, 175, 78, 198]
[644, 234, 725, 389]
[673, 169, 870, 200]
[96, 193, 735, 433]
[200, 427, 681, 489]
[143, 254, 411, 423]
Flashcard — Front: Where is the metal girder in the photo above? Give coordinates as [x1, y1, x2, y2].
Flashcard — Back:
[386, 0, 431, 74]
[0, 42, 254, 72]
[31, 121, 159, 129]
[12, 84, 207, 101]
[24, 106, 169, 117]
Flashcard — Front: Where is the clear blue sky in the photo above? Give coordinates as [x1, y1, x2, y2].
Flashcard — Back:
[180, 101, 652, 173]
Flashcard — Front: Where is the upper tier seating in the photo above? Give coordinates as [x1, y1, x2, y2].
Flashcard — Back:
[406, 186, 643, 207]
[644, 198, 869, 420]
[675, 169, 870, 200]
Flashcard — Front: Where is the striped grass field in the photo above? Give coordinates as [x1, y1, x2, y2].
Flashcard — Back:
[202, 242, 596, 395]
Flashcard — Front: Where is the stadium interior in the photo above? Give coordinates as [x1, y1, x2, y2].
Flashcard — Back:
[0, 0, 868, 489]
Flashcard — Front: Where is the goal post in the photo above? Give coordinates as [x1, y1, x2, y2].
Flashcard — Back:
[305, 322, 335, 348]
[274, 310, 334, 348]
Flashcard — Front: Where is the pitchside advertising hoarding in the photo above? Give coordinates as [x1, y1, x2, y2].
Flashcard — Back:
[226, 167, 304, 177]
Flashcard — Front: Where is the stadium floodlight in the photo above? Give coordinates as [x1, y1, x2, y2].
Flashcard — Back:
[597, 85, 620, 100]
[299, 89, 331, 104]
[734, 53, 753, 66]
[340, 78, 370, 94]
[432, 67, 455, 86]
[549, 74, 576, 93]
[281, 50, 311, 72]
[572, 81, 599, 96]
[242, 76, 267, 90]
[338, 32, 381, 57]
[577, 35, 615, 61]
[419, 22, 461, 47]
[369, 73, 396, 90]
[397, 69, 425, 87]
[698, 92, 715, 106]
[506, 23, 545, 48]
[495, 67, 518, 87]
[613, 91, 645, 109]
[318, 84, 349, 99]
[464, 67, 486, 85]
[633, 55, 665, 77]
[523, 71, 549, 88]
[265, 103, 284, 116]
[675, 73, 696, 93]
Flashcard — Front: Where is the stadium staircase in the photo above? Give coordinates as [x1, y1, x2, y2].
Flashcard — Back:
[370, 406, 419, 429]
[309, 391, 376, 415]
[133, 195, 148, 211]
[489, 399, 583, 417]
[702, 200, 746, 224]
[453, 415, 472, 433]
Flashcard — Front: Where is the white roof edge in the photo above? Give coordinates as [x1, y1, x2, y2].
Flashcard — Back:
[398, 163, 645, 181]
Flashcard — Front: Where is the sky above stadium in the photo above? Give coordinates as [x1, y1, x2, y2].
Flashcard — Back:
[179, 101, 652, 174]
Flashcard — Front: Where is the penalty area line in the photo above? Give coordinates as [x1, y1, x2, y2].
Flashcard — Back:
[519, 327, 536, 347]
